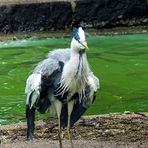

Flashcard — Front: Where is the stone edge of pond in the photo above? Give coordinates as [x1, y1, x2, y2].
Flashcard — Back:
[0, 26, 148, 42]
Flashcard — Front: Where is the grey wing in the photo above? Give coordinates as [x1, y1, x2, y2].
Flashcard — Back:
[47, 48, 70, 62]
[25, 48, 71, 111]
[25, 58, 60, 109]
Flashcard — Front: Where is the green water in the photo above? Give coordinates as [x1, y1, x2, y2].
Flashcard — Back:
[0, 34, 148, 125]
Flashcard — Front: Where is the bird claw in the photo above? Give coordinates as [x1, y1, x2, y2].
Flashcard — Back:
[27, 133, 35, 141]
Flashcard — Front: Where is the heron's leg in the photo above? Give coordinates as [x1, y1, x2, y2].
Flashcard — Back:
[53, 100, 63, 148]
[26, 105, 35, 140]
[67, 100, 75, 148]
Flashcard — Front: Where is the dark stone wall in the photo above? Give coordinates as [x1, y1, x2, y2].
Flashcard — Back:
[76, 0, 148, 28]
[0, 2, 72, 33]
[0, 0, 148, 33]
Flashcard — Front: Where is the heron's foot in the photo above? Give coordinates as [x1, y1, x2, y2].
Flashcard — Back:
[59, 140, 62, 148]
[58, 129, 63, 148]
[27, 132, 35, 141]
[68, 130, 74, 148]
[70, 140, 74, 148]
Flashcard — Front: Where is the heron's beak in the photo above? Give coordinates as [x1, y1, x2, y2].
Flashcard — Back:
[81, 41, 89, 49]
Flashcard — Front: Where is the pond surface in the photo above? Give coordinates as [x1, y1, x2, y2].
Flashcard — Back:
[0, 34, 148, 125]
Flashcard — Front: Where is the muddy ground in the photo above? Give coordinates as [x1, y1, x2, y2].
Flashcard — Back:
[0, 112, 148, 148]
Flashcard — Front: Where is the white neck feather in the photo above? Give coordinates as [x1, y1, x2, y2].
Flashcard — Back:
[59, 49, 89, 99]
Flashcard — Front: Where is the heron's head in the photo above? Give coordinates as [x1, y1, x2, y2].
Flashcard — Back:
[71, 27, 88, 53]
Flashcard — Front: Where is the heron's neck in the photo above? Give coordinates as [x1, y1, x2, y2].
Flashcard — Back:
[70, 49, 85, 65]
[70, 49, 88, 76]
[60, 49, 89, 95]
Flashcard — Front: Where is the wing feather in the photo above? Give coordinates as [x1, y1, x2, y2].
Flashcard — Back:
[25, 48, 71, 110]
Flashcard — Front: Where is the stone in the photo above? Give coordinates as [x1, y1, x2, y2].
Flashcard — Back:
[0, 0, 147, 33]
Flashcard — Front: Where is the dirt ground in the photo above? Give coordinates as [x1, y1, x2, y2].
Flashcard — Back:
[0, 112, 148, 148]
[1, 140, 148, 148]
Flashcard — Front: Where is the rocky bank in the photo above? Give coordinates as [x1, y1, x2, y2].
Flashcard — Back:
[0, 0, 148, 33]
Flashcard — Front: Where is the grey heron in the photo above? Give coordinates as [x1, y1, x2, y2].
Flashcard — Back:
[25, 24, 100, 147]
